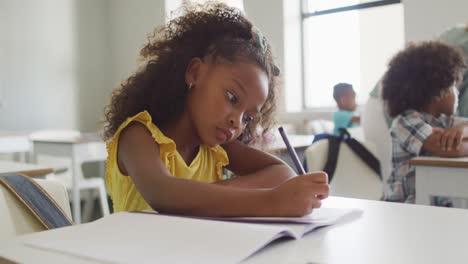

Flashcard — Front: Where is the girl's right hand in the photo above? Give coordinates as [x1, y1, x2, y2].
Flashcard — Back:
[269, 172, 329, 217]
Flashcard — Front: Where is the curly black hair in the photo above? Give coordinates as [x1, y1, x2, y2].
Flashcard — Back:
[103, 2, 280, 144]
[382, 41, 466, 117]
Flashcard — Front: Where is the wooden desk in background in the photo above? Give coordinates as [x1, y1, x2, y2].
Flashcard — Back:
[0, 160, 53, 177]
[31, 133, 107, 224]
[264, 134, 314, 153]
[262, 134, 314, 172]
[0, 131, 32, 162]
[411, 156, 468, 206]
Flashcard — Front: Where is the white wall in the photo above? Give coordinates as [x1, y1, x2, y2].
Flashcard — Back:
[1, 0, 80, 131]
[0, 0, 110, 132]
[0, 0, 6, 111]
[75, 0, 110, 131]
[0, 0, 167, 132]
[243, 0, 286, 114]
[108, 0, 166, 89]
[403, 0, 468, 42]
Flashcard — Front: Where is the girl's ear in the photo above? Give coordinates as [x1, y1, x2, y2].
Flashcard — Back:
[185, 58, 203, 86]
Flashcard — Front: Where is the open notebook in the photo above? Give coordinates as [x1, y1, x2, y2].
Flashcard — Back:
[21, 208, 361, 263]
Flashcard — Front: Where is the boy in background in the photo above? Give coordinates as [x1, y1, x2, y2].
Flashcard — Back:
[333, 83, 360, 136]
[382, 41, 468, 204]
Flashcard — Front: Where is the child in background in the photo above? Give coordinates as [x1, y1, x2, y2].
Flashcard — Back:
[103, 3, 328, 217]
[382, 41, 468, 204]
[332, 83, 360, 136]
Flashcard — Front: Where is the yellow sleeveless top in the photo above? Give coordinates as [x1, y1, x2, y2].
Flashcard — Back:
[106, 111, 229, 212]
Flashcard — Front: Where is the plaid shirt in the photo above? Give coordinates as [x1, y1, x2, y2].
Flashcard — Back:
[384, 110, 467, 204]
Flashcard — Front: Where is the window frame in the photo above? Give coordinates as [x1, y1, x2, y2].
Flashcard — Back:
[300, 0, 402, 110]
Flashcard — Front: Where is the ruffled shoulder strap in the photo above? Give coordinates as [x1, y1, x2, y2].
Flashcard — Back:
[208, 145, 229, 180]
[112, 110, 176, 150]
[106, 111, 176, 191]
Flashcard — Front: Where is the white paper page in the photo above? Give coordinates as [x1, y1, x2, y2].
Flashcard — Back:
[202, 207, 359, 224]
[213, 208, 362, 239]
[21, 212, 293, 264]
[153, 208, 360, 239]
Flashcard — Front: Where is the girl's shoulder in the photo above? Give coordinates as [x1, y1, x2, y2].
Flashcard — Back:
[108, 111, 175, 148]
[111, 111, 228, 163]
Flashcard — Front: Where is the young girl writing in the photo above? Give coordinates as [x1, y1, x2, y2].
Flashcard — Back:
[103, 3, 329, 217]
[382, 41, 468, 204]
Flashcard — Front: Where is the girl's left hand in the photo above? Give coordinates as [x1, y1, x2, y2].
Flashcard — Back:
[440, 127, 464, 151]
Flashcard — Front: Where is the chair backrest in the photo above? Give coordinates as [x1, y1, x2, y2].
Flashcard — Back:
[346, 126, 365, 142]
[305, 139, 382, 200]
[361, 96, 392, 183]
[0, 178, 71, 244]
[304, 119, 334, 135]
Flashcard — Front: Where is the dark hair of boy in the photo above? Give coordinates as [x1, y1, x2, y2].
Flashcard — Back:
[333, 83, 353, 102]
[382, 41, 466, 117]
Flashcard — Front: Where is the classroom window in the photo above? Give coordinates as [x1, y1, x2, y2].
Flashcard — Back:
[302, 0, 404, 109]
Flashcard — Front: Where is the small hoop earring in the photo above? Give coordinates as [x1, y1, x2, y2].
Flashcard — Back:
[188, 82, 194, 91]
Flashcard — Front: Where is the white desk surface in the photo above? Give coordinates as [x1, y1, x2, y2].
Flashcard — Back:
[1, 197, 468, 264]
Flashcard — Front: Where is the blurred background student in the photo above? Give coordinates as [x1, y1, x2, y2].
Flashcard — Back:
[333, 83, 360, 136]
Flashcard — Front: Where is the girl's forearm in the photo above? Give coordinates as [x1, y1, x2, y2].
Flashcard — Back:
[145, 175, 276, 217]
[215, 164, 295, 189]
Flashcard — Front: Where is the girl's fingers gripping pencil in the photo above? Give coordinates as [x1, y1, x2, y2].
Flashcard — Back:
[278, 126, 325, 200]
